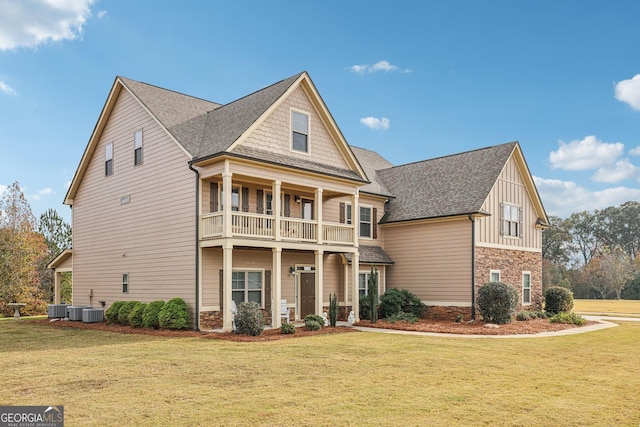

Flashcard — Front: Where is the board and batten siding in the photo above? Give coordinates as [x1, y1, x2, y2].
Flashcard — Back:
[383, 218, 472, 305]
[72, 88, 196, 313]
[476, 156, 542, 250]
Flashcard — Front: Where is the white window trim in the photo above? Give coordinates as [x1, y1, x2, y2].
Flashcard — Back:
[231, 269, 265, 308]
[501, 203, 522, 238]
[359, 204, 373, 239]
[265, 191, 273, 215]
[122, 273, 129, 293]
[344, 201, 353, 225]
[490, 269, 501, 282]
[359, 271, 380, 298]
[219, 183, 241, 212]
[290, 108, 310, 155]
[522, 271, 532, 305]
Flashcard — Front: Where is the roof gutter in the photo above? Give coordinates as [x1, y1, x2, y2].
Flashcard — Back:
[188, 163, 201, 332]
[468, 214, 476, 320]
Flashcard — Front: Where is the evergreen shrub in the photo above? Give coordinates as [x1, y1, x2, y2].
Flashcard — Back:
[142, 300, 165, 329]
[118, 301, 140, 326]
[477, 282, 518, 324]
[544, 286, 574, 315]
[105, 301, 125, 324]
[234, 302, 264, 336]
[379, 288, 424, 319]
[158, 298, 190, 330]
[128, 302, 147, 328]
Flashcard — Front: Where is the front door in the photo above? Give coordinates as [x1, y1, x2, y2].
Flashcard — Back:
[299, 272, 315, 318]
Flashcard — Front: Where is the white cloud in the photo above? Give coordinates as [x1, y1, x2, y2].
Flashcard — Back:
[360, 116, 390, 131]
[0, 0, 96, 50]
[592, 159, 640, 183]
[349, 60, 411, 74]
[0, 80, 17, 95]
[629, 146, 640, 156]
[549, 135, 624, 170]
[97, 10, 107, 19]
[30, 187, 54, 201]
[534, 176, 640, 217]
[615, 74, 640, 110]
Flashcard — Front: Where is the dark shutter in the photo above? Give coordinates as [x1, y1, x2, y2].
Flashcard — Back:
[373, 207, 378, 239]
[211, 183, 218, 212]
[264, 270, 271, 311]
[339, 202, 345, 223]
[284, 194, 291, 217]
[242, 187, 249, 212]
[219, 269, 224, 312]
[257, 189, 264, 214]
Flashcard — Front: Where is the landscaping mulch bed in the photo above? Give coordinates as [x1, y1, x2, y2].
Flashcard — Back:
[355, 317, 597, 335]
[30, 316, 596, 341]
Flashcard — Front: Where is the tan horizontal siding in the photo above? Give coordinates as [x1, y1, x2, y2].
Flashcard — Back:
[72, 89, 196, 315]
[383, 219, 472, 304]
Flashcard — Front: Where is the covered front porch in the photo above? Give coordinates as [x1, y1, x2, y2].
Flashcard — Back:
[198, 244, 360, 331]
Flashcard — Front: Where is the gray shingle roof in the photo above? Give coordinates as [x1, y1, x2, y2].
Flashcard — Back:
[376, 142, 518, 223]
[343, 245, 394, 265]
[350, 146, 394, 196]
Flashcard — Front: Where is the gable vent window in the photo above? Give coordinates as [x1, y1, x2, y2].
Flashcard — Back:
[134, 130, 143, 165]
[292, 111, 309, 153]
[105, 143, 113, 176]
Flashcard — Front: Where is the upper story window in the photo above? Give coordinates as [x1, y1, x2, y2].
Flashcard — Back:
[292, 110, 309, 153]
[134, 130, 143, 166]
[501, 203, 522, 237]
[265, 192, 273, 215]
[105, 143, 113, 176]
[360, 206, 372, 238]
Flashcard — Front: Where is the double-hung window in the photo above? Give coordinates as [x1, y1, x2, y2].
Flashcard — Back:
[501, 203, 521, 237]
[522, 272, 531, 304]
[292, 111, 309, 153]
[359, 206, 372, 238]
[134, 130, 143, 166]
[490, 270, 501, 282]
[105, 143, 113, 176]
[232, 271, 263, 307]
[358, 271, 379, 298]
[122, 273, 129, 293]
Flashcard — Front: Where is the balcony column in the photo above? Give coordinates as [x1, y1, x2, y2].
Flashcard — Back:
[222, 169, 233, 238]
[315, 249, 324, 315]
[222, 241, 234, 331]
[352, 250, 360, 322]
[315, 187, 323, 244]
[273, 180, 281, 241]
[352, 192, 359, 248]
[272, 247, 282, 328]
[54, 271, 61, 304]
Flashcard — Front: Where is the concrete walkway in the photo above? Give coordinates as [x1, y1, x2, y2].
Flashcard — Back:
[350, 316, 639, 339]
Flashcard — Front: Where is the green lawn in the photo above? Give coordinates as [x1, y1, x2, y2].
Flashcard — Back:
[2, 321, 640, 426]
[574, 299, 640, 317]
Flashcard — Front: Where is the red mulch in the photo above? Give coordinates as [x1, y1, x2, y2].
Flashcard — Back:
[28, 316, 596, 341]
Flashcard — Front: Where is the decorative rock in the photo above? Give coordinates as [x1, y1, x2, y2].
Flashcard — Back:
[484, 323, 500, 329]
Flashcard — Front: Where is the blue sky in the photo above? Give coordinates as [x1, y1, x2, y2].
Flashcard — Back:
[1, 0, 640, 223]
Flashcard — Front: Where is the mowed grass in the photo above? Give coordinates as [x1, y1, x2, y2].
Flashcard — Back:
[574, 299, 640, 317]
[2, 321, 640, 426]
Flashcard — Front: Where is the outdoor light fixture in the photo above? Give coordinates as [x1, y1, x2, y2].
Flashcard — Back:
[289, 266, 296, 275]
[294, 195, 301, 203]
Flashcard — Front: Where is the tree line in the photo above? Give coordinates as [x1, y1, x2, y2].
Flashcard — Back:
[0, 182, 71, 316]
[543, 201, 640, 299]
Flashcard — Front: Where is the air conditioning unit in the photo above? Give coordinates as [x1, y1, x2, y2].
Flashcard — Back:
[68, 306, 92, 321]
[48, 304, 68, 318]
[82, 308, 104, 323]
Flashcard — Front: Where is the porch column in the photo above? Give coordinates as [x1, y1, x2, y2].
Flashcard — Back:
[222, 169, 232, 238]
[272, 247, 282, 328]
[315, 250, 324, 315]
[222, 242, 233, 331]
[315, 187, 323, 244]
[351, 192, 359, 247]
[54, 271, 61, 304]
[343, 258, 349, 308]
[273, 180, 281, 241]
[352, 250, 360, 322]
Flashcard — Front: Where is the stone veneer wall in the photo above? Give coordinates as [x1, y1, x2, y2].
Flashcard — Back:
[475, 246, 543, 312]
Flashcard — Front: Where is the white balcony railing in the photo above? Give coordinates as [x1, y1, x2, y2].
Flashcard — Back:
[200, 212, 354, 245]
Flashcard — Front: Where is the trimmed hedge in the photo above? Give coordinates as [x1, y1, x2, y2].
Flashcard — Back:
[544, 286, 574, 315]
[304, 314, 324, 329]
[128, 302, 147, 328]
[142, 300, 165, 329]
[234, 302, 264, 336]
[118, 301, 140, 326]
[105, 301, 125, 324]
[477, 282, 518, 324]
[379, 288, 424, 319]
[280, 322, 296, 334]
[158, 298, 190, 330]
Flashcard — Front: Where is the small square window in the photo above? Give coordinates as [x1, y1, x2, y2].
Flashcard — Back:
[292, 111, 309, 153]
[105, 143, 113, 176]
[134, 130, 143, 166]
[490, 270, 500, 282]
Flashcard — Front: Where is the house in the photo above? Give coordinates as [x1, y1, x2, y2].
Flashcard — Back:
[52, 71, 548, 330]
